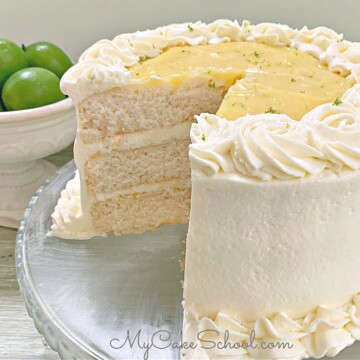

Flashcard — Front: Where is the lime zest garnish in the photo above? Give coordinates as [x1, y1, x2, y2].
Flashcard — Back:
[333, 97, 342, 106]
[265, 107, 279, 114]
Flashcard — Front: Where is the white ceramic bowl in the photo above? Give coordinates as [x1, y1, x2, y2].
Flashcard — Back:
[0, 98, 76, 228]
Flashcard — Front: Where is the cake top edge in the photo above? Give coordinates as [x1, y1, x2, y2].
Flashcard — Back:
[60, 19, 360, 103]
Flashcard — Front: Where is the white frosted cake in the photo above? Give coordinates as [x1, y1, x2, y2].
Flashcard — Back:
[51, 20, 360, 359]
[183, 109, 360, 359]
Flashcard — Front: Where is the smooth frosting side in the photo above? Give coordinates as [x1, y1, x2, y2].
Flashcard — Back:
[183, 293, 360, 359]
[183, 170, 360, 359]
[61, 20, 355, 103]
[190, 84, 360, 180]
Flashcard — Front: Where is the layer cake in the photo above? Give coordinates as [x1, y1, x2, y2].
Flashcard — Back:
[51, 20, 360, 359]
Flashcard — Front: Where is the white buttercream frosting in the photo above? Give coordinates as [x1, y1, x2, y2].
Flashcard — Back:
[321, 41, 360, 76]
[51, 171, 100, 240]
[61, 20, 360, 103]
[248, 22, 297, 46]
[206, 19, 245, 44]
[185, 293, 360, 359]
[292, 26, 342, 58]
[190, 84, 360, 180]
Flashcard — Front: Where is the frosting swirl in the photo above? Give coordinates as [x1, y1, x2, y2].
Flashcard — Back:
[51, 171, 101, 239]
[186, 293, 360, 359]
[292, 26, 342, 58]
[348, 64, 360, 83]
[189, 114, 235, 176]
[248, 23, 297, 46]
[162, 21, 210, 46]
[115, 30, 168, 58]
[190, 90, 360, 180]
[79, 39, 139, 66]
[343, 83, 360, 108]
[304, 101, 360, 171]
[231, 115, 326, 181]
[206, 19, 244, 44]
[321, 41, 360, 76]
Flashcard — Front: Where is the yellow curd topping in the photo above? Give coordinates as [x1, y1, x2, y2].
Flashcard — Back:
[129, 41, 352, 120]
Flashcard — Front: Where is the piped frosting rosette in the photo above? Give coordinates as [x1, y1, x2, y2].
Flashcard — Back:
[51, 171, 100, 239]
[190, 84, 360, 181]
[247, 22, 297, 46]
[190, 114, 235, 176]
[187, 293, 360, 359]
[190, 114, 326, 180]
[230, 115, 326, 181]
[303, 98, 360, 172]
[292, 26, 342, 58]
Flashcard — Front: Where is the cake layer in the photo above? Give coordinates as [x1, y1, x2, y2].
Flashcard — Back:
[90, 183, 190, 235]
[85, 139, 190, 195]
[77, 79, 224, 144]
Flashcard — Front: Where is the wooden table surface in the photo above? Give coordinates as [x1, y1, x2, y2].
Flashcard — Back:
[0, 146, 73, 360]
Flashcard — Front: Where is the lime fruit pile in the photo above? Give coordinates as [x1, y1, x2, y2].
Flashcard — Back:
[0, 39, 72, 111]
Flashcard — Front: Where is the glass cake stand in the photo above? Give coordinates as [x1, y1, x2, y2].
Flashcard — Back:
[15, 161, 360, 360]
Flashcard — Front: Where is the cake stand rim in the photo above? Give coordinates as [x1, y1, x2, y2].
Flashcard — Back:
[15, 160, 103, 360]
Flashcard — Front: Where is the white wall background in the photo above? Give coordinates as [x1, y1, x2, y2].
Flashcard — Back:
[1, 0, 359, 61]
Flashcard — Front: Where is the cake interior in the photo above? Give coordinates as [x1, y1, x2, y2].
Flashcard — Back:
[75, 41, 351, 235]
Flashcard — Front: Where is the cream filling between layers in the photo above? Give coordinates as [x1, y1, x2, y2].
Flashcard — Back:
[95, 178, 190, 201]
[77, 120, 192, 155]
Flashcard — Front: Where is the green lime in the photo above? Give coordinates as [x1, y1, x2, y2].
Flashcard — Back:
[0, 39, 28, 89]
[23, 41, 72, 78]
[0, 100, 5, 112]
[2, 67, 66, 111]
